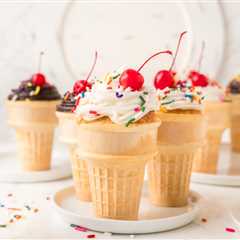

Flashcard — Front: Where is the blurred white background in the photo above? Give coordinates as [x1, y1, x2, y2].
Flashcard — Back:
[0, 0, 239, 144]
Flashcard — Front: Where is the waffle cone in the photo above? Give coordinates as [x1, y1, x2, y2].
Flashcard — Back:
[192, 101, 228, 173]
[76, 121, 160, 220]
[6, 100, 59, 171]
[148, 112, 205, 207]
[230, 95, 240, 152]
[148, 144, 196, 207]
[56, 112, 76, 144]
[84, 152, 150, 220]
[193, 129, 223, 173]
[69, 145, 91, 201]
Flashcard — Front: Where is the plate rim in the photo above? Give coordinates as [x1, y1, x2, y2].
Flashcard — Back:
[0, 150, 72, 183]
[52, 185, 202, 234]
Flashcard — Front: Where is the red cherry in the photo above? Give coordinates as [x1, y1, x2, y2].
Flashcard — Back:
[32, 73, 46, 86]
[188, 70, 209, 87]
[153, 31, 187, 90]
[154, 70, 175, 90]
[119, 69, 144, 91]
[73, 80, 92, 95]
[119, 50, 172, 91]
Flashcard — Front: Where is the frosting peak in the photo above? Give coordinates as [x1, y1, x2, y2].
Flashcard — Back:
[74, 70, 159, 126]
[158, 81, 203, 112]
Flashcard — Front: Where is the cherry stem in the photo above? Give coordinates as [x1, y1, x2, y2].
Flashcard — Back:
[169, 31, 187, 71]
[137, 50, 173, 72]
[86, 51, 98, 81]
[198, 41, 205, 71]
[38, 51, 44, 72]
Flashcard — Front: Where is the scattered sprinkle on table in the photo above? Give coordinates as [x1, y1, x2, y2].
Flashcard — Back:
[46, 197, 50, 201]
[225, 227, 236, 233]
[7, 194, 13, 197]
[201, 218, 207, 223]
[86, 234, 96, 238]
[14, 215, 22, 220]
[34, 208, 39, 213]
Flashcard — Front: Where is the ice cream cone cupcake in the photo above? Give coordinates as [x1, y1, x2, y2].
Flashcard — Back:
[189, 77, 230, 173]
[74, 50, 171, 220]
[227, 75, 240, 152]
[6, 53, 61, 171]
[56, 52, 98, 201]
[148, 32, 206, 207]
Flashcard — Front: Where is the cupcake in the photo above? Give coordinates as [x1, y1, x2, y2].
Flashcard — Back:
[74, 50, 171, 220]
[56, 52, 98, 202]
[227, 75, 240, 152]
[189, 72, 230, 173]
[148, 82, 205, 207]
[6, 71, 61, 171]
[148, 31, 206, 207]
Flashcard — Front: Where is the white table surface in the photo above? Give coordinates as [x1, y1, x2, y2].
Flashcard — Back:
[0, 178, 239, 239]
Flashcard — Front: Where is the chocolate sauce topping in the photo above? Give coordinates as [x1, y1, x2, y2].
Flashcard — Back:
[56, 92, 76, 112]
[8, 79, 61, 101]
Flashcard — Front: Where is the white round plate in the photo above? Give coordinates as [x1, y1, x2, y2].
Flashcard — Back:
[191, 143, 240, 186]
[231, 207, 240, 227]
[52, 184, 201, 234]
[0, 148, 72, 183]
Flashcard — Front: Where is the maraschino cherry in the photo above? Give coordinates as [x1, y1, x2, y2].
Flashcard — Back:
[32, 52, 47, 87]
[154, 31, 187, 90]
[119, 50, 172, 91]
[188, 41, 209, 87]
[73, 51, 98, 95]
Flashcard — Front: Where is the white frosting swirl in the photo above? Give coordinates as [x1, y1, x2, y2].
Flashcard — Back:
[201, 85, 225, 102]
[158, 86, 203, 111]
[74, 70, 159, 125]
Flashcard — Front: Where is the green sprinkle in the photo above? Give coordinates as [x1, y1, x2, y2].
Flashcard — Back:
[162, 100, 175, 105]
[141, 106, 146, 112]
[125, 118, 135, 127]
[139, 96, 146, 106]
[0, 225, 6, 228]
[112, 73, 120, 80]
[143, 91, 148, 95]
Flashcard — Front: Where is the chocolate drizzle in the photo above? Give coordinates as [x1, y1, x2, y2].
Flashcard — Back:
[56, 91, 76, 112]
[8, 79, 61, 101]
[228, 76, 240, 94]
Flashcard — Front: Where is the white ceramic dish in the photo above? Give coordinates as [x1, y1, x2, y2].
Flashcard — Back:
[52, 184, 202, 234]
[0, 148, 72, 183]
[191, 143, 240, 186]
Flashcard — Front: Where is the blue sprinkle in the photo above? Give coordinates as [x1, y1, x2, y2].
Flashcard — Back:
[116, 92, 123, 98]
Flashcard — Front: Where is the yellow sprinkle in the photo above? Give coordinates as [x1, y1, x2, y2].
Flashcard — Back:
[34, 86, 41, 95]
[27, 82, 32, 87]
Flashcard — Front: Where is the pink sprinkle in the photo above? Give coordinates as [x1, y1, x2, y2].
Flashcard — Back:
[225, 227, 236, 233]
[87, 234, 96, 238]
[134, 107, 140, 112]
[74, 226, 88, 232]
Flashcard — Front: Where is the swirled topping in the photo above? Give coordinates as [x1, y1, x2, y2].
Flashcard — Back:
[227, 75, 240, 94]
[8, 79, 61, 101]
[74, 69, 159, 126]
[158, 81, 204, 112]
[56, 91, 76, 112]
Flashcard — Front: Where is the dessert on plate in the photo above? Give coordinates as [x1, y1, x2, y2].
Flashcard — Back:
[190, 75, 230, 173]
[74, 50, 171, 220]
[56, 52, 98, 202]
[148, 32, 206, 207]
[6, 53, 61, 171]
[227, 75, 240, 152]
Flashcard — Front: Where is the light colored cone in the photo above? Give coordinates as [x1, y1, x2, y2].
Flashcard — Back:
[69, 145, 91, 201]
[76, 121, 160, 220]
[6, 100, 59, 171]
[56, 112, 91, 202]
[230, 95, 240, 152]
[193, 129, 223, 173]
[148, 112, 205, 207]
[192, 101, 229, 173]
[148, 145, 195, 207]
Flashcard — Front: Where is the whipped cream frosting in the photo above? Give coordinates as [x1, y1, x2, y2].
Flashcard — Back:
[158, 82, 204, 111]
[74, 70, 159, 125]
